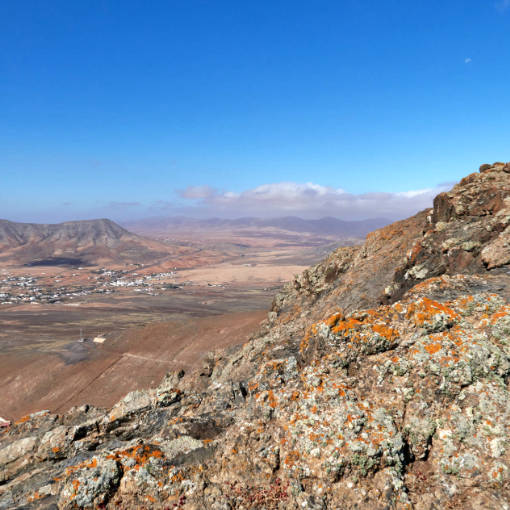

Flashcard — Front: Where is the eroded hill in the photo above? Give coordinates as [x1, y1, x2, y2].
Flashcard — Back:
[0, 218, 172, 266]
[3, 162, 510, 509]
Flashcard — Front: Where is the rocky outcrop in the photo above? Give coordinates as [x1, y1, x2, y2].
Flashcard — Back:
[390, 162, 510, 299]
[271, 211, 427, 319]
[3, 162, 510, 509]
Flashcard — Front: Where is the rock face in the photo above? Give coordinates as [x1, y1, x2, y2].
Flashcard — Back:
[3, 162, 510, 509]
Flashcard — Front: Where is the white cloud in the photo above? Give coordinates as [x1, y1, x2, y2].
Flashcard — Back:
[169, 181, 453, 220]
[178, 185, 217, 200]
[464, 57, 472, 64]
[394, 188, 435, 198]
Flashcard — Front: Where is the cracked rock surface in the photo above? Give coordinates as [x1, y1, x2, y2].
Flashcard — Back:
[3, 162, 510, 509]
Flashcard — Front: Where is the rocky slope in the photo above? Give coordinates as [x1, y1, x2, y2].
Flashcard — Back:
[3, 162, 510, 509]
[0, 219, 171, 266]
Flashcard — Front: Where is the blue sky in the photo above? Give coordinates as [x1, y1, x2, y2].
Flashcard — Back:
[1, 0, 509, 222]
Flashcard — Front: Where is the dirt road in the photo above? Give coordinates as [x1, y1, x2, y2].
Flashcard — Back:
[0, 310, 266, 420]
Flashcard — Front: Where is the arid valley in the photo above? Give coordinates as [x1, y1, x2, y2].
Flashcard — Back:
[0, 217, 374, 421]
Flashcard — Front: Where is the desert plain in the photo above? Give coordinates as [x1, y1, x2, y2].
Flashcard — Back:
[1, 220, 365, 421]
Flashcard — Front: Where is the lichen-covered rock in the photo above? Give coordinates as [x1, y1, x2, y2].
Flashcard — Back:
[58, 457, 121, 509]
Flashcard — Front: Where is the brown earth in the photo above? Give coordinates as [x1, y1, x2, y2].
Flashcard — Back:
[0, 224, 346, 422]
[0, 310, 266, 421]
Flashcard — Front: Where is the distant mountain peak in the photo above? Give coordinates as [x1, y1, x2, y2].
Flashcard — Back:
[124, 215, 390, 237]
[0, 218, 170, 266]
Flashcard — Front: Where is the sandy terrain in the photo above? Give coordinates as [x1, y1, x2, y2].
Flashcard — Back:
[0, 310, 266, 420]
[176, 262, 306, 285]
[0, 226, 357, 421]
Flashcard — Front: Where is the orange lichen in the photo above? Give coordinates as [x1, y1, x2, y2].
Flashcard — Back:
[171, 471, 185, 483]
[27, 491, 44, 503]
[371, 324, 398, 341]
[424, 342, 442, 355]
[408, 241, 423, 264]
[64, 457, 100, 478]
[490, 305, 510, 323]
[407, 297, 460, 328]
[14, 415, 31, 425]
[267, 390, 278, 409]
[324, 312, 343, 328]
[267, 361, 284, 371]
[492, 467, 503, 478]
[331, 317, 363, 335]
[106, 444, 163, 472]
[300, 323, 319, 354]
[69, 479, 81, 499]
[284, 450, 300, 467]
[394, 302, 404, 313]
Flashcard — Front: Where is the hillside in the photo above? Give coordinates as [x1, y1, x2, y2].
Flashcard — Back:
[0, 218, 172, 266]
[3, 162, 510, 509]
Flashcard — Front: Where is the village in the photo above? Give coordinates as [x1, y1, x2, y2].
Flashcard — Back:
[0, 267, 186, 306]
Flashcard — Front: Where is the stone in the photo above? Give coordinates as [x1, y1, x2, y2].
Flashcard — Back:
[59, 457, 121, 509]
[161, 436, 204, 461]
[108, 389, 153, 423]
[0, 436, 37, 482]
[36, 425, 71, 460]
[481, 227, 510, 269]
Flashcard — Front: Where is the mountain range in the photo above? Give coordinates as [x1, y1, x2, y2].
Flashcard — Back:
[124, 215, 389, 238]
